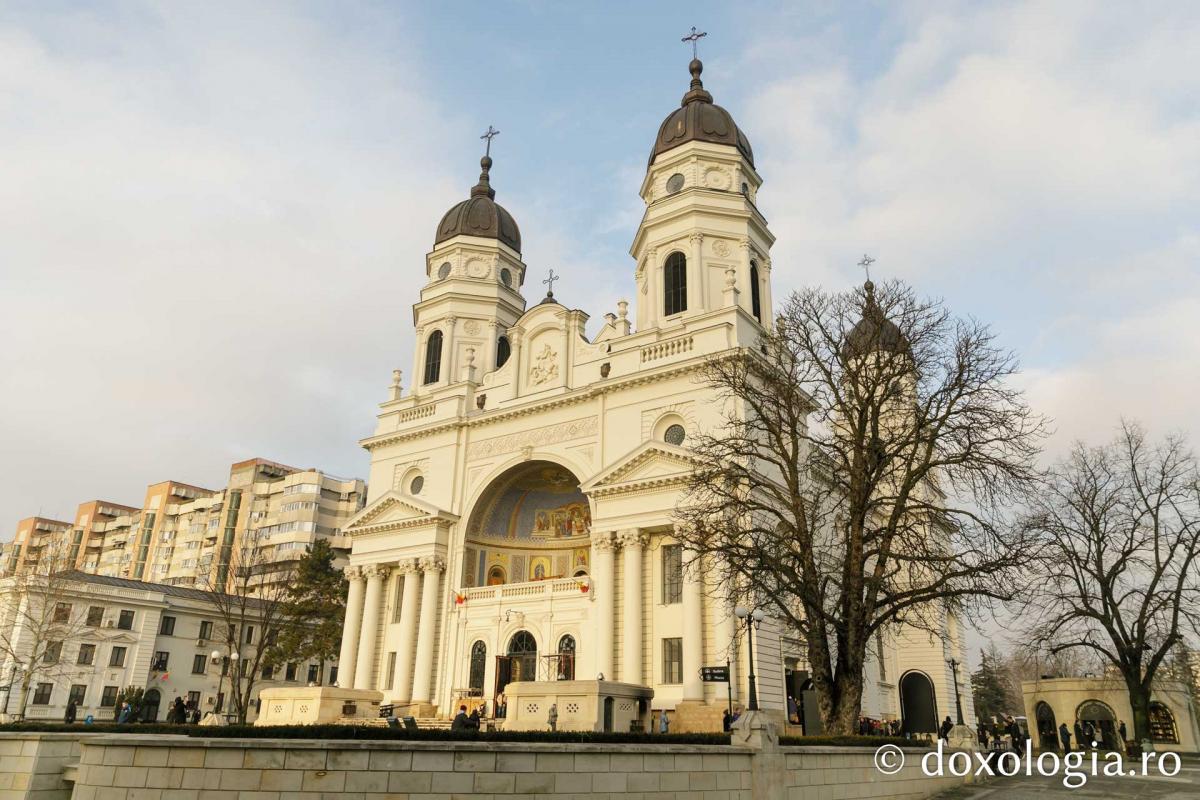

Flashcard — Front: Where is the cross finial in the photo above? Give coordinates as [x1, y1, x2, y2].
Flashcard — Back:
[543, 269, 559, 298]
[682, 26, 707, 59]
[858, 254, 875, 281]
[480, 125, 500, 157]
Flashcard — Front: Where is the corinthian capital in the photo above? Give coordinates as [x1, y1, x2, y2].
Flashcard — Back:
[591, 531, 620, 553]
[617, 529, 648, 550]
[343, 565, 365, 581]
[419, 556, 446, 574]
[363, 564, 392, 581]
[396, 558, 421, 575]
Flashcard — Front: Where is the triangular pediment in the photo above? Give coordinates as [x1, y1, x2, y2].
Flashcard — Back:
[343, 491, 459, 535]
[581, 441, 696, 495]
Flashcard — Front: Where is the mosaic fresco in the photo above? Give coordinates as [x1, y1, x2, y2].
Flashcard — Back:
[468, 463, 591, 541]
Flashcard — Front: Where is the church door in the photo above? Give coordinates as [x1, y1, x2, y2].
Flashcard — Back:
[899, 671, 938, 735]
[494, 656, 513, 698]
[603, 697, 614, 733]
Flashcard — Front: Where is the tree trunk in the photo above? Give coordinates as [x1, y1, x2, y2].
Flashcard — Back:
[829, 671, 865, 735]
[14, 672, 32, 720]
[1127, 679, 1152, 745]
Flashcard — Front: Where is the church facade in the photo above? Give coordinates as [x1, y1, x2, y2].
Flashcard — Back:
[331, 57, 974, 733]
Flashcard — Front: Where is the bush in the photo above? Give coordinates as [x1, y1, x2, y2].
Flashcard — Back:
[193, 724, 732, 745]
[0, 722, 187, 735]
[779, 735, 930, 748]
[0, 721, 730, 745]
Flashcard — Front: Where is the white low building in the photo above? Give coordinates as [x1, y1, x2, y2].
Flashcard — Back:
[0, 571, 338, 723]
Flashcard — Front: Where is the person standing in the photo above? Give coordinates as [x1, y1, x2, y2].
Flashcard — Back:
[117, 703, 131, 724]
[939, 716, 953, 742]
[548, 704, 558, 732]
[1118, 720, 1128, 747]
[1059, 722, 1072, 752]
[659, 709, 670, 734]
[722, 709, 732, 733]
[64, 700, 77, 724]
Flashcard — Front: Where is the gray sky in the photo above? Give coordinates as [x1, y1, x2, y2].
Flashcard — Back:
[2, 0, 1198, 568]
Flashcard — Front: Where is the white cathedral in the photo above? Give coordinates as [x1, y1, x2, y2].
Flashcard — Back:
[321, 56, 974, 734]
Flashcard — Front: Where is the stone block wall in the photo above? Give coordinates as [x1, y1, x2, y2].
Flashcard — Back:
[780, 747, 968, 800]
[0, 733, 84, 800]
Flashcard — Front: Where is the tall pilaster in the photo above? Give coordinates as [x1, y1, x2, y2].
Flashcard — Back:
[410, 557, 445, 704]
[337, 566, 366, 687]
[591, 532, 619, 680]
[392, 560, 421, 702]
[619, 530, 647, 685]
[354, 564, 390, 690]
[681, 545, 705, 701]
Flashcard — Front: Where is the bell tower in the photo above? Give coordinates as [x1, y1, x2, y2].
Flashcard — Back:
[412, 129, 527, 397]
[630, 44, 775, 334]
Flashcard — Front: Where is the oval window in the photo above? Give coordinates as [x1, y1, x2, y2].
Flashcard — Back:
[666, 173, 685, 194]
[437, 262, 452, 280]
[500, 268, 512, 287]
[409, 475, 424, 494]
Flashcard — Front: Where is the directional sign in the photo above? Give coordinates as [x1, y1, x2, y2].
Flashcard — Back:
[700, 666, 729, 682]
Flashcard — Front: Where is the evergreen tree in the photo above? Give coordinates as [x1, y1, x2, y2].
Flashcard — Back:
[971, 646, 1012, 722]
[273, 539, 347, 684]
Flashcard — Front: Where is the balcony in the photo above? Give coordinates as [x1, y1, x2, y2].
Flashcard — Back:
[460, 577, 591, 605]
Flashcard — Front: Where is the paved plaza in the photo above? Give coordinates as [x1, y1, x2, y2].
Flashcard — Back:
[933, 757, 1200, 799]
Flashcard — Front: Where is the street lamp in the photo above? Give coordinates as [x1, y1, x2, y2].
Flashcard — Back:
[212, 649, 239, 723]
[946, 658, 964, 725]
[734, 606, 765, 712]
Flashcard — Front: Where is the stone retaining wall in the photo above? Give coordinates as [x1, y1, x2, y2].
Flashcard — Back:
[0, 733, 85, 800]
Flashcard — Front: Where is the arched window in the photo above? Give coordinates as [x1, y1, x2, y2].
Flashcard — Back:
[468, 641, 487, 694]
[556, 634, 576, 681]
[422, 330, 443, 384]
[1149, 703, 1178, 743]
[750, 261, 762, 321]
[495, 335, 511, 368]
[663, 252, 687, 317]
[487, 566, 506, 586]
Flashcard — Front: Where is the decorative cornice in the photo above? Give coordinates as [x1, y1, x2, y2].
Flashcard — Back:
[466, 416, 597, 460]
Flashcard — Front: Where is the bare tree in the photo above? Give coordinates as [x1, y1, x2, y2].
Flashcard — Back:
[1017, 422, 1200, 743]
[200, 544, 298, 724]
[0, 540, 93, 720]
[675, 280, 1044, 734]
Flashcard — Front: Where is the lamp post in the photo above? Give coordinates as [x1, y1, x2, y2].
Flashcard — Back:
[947, 658, 964, 725]
[212, 649, 239, 724]
[734, 606, 765, 712]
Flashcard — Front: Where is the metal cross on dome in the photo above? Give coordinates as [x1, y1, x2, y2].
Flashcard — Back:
[858, 254, 875, 281]
[480, 125, 500, 157]
[543, 269, 559, 297]
[682, 26, 707, 59]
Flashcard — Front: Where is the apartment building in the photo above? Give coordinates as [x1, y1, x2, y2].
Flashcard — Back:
[4, 517, 72, 576]
[0, 571, 339, 723]
[3, 459, 366, 593]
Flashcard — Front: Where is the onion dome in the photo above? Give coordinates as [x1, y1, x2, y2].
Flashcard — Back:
[435, 156, 521, 252]
[842, 281, 910, 359]
[650, 58, 754, 168]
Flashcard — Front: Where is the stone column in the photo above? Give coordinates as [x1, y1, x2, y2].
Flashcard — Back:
[353, 564, 390, 690]
[591, 532, 619, 680]
[337, 566, 366, 687]
[682, 546, 705, 701]
[392, 560, 421, 702]
[409, 556, 445, 704]
[619, 530, 647, 685]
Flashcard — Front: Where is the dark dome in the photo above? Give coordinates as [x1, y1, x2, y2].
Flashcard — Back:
[650, 59, 754, 168]
[435, 156, 521, 252]
[842, 281, 910, 360]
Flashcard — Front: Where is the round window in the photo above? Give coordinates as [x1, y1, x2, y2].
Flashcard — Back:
[666, 173, 685, 194]
[409, 475, 424, 494]
[500, 268, 512, 287]
[664, 424, 686, 445]
[437, 262, 452, 280]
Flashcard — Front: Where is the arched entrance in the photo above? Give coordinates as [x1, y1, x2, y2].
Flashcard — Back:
[1035, 701, 1059, 751]
[1077, 700, 1116, 749]
[141, 688, 161, 722]
[495, 630, 538, 697]
[899, 671, 938, 735]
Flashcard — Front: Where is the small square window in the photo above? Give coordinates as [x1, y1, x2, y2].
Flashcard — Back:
[68, 684, 87, 706]
[117, 610, 134, 630]
[109, 646, 127, 667]
[198, 620, 213, 640]
[32, 683, 53, 705]
[159, 615, 176, 636]
[151, 651, 169, 671]
[662, 638, 683, 685]
[43, 641, 62, 664]
[307, 664, 319, 684]
[52, 602, 72, 624]
[77, 643, 96, 666]
[100, 686, 119, 707]
[192, 654, 207, 675]
[86, 606, 104, 627]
